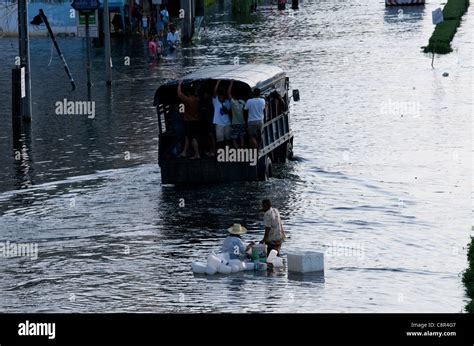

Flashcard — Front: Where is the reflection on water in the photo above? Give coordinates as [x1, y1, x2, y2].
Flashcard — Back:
[0, 0, 472, 312]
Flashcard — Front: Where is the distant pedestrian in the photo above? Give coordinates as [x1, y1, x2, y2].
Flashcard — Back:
[278, 0, 286, 10]
[160, 6, 170, 31]
[156, 12, 165, 38]
[148, 35, 157, 61]
[167, 24, 180, 49]
[142, 15, 149, 37]
[149, 17, 157, 36]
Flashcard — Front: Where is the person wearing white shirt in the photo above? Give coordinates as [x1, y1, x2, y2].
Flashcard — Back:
[167, 24, 180, 49]
[212, 80, 232, 147]
[260, 199, 286, 256]
[244, 88, 266, 149]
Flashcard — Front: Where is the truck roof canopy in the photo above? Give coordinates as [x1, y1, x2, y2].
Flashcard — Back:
[154, 64, 285, 104]
[179, 64, 285, 88]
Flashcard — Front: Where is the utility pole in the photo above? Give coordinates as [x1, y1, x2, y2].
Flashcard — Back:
[17, 0, 32, 122]
[103, 0, 112, 85]
[181, 0, 194, 42]
[85, 12, 91, 87]
[72, 0, 101, 88]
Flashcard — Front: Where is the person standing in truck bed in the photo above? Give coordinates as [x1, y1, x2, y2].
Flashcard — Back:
[227, 81, 246, 149]
[245, 88, 266, 149]
[177, 82, 201, 159]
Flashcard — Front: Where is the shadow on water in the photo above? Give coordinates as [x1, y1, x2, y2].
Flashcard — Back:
[287, 271, 325, 283]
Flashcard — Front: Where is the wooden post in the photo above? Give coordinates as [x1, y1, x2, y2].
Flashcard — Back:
[85, 12, 92, 87]
[181, 0, 194, 42]
[17, 0, 32, 122]
[103, 0, 112, 85]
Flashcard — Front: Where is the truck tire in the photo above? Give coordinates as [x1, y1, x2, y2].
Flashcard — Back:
[287, 141, 294, 160]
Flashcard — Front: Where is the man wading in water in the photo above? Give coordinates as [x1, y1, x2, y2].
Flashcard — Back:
[260, 199, 286, 256]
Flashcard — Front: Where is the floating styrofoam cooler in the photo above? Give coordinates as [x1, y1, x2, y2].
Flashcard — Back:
[385, 0, 425, 5]
[287, 251, 324, 273]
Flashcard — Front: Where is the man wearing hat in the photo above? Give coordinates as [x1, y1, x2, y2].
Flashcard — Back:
[221, 224, 254, 260]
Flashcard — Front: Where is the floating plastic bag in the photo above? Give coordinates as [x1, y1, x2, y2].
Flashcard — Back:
[272, 257, 284, 267]
[217, 264, 232, 274]
[191, 261, 207, 274]
[216, 252, 230, 265]
[267, 249, 278, 263]
[230, 264, 240, 273]
[228, 259, 241, 267]
[205, 265, 218, 275]
[243, 262, 255, 271]
[207, 253, 224, 269]
[238, 261, 246, 271]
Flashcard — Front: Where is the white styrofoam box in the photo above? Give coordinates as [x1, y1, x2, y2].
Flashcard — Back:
[287, 251, 324, 273]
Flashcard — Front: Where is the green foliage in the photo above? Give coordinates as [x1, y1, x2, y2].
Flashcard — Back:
[424, 0, 470, 54]
[204, 0, 217, 8]
[232, 0, 262, 14]
[443, 0, 470, 19]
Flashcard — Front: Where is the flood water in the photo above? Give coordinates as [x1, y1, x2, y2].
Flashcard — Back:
[0, 0, 472, 312]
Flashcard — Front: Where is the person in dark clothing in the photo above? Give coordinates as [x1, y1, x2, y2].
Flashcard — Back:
[198, 90, 216, 156]
[177, 82, 201, 159]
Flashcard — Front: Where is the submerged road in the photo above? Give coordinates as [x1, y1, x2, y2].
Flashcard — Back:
[0, 0, 472, 312]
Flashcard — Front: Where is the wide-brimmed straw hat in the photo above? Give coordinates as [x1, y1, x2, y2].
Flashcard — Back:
[228, 223, 247, 235]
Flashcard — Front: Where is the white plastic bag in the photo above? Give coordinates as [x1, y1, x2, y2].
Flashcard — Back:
[191, 261, 207, 274]
[205, 265, 218, 275]
[272, 257, 284, 267]
[230, 264, 240, 273]
[243, 262, 255, 271]
[207, 253, 223, 269]
[267, 249, 278, 263]
[217, 264, 232, 274]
